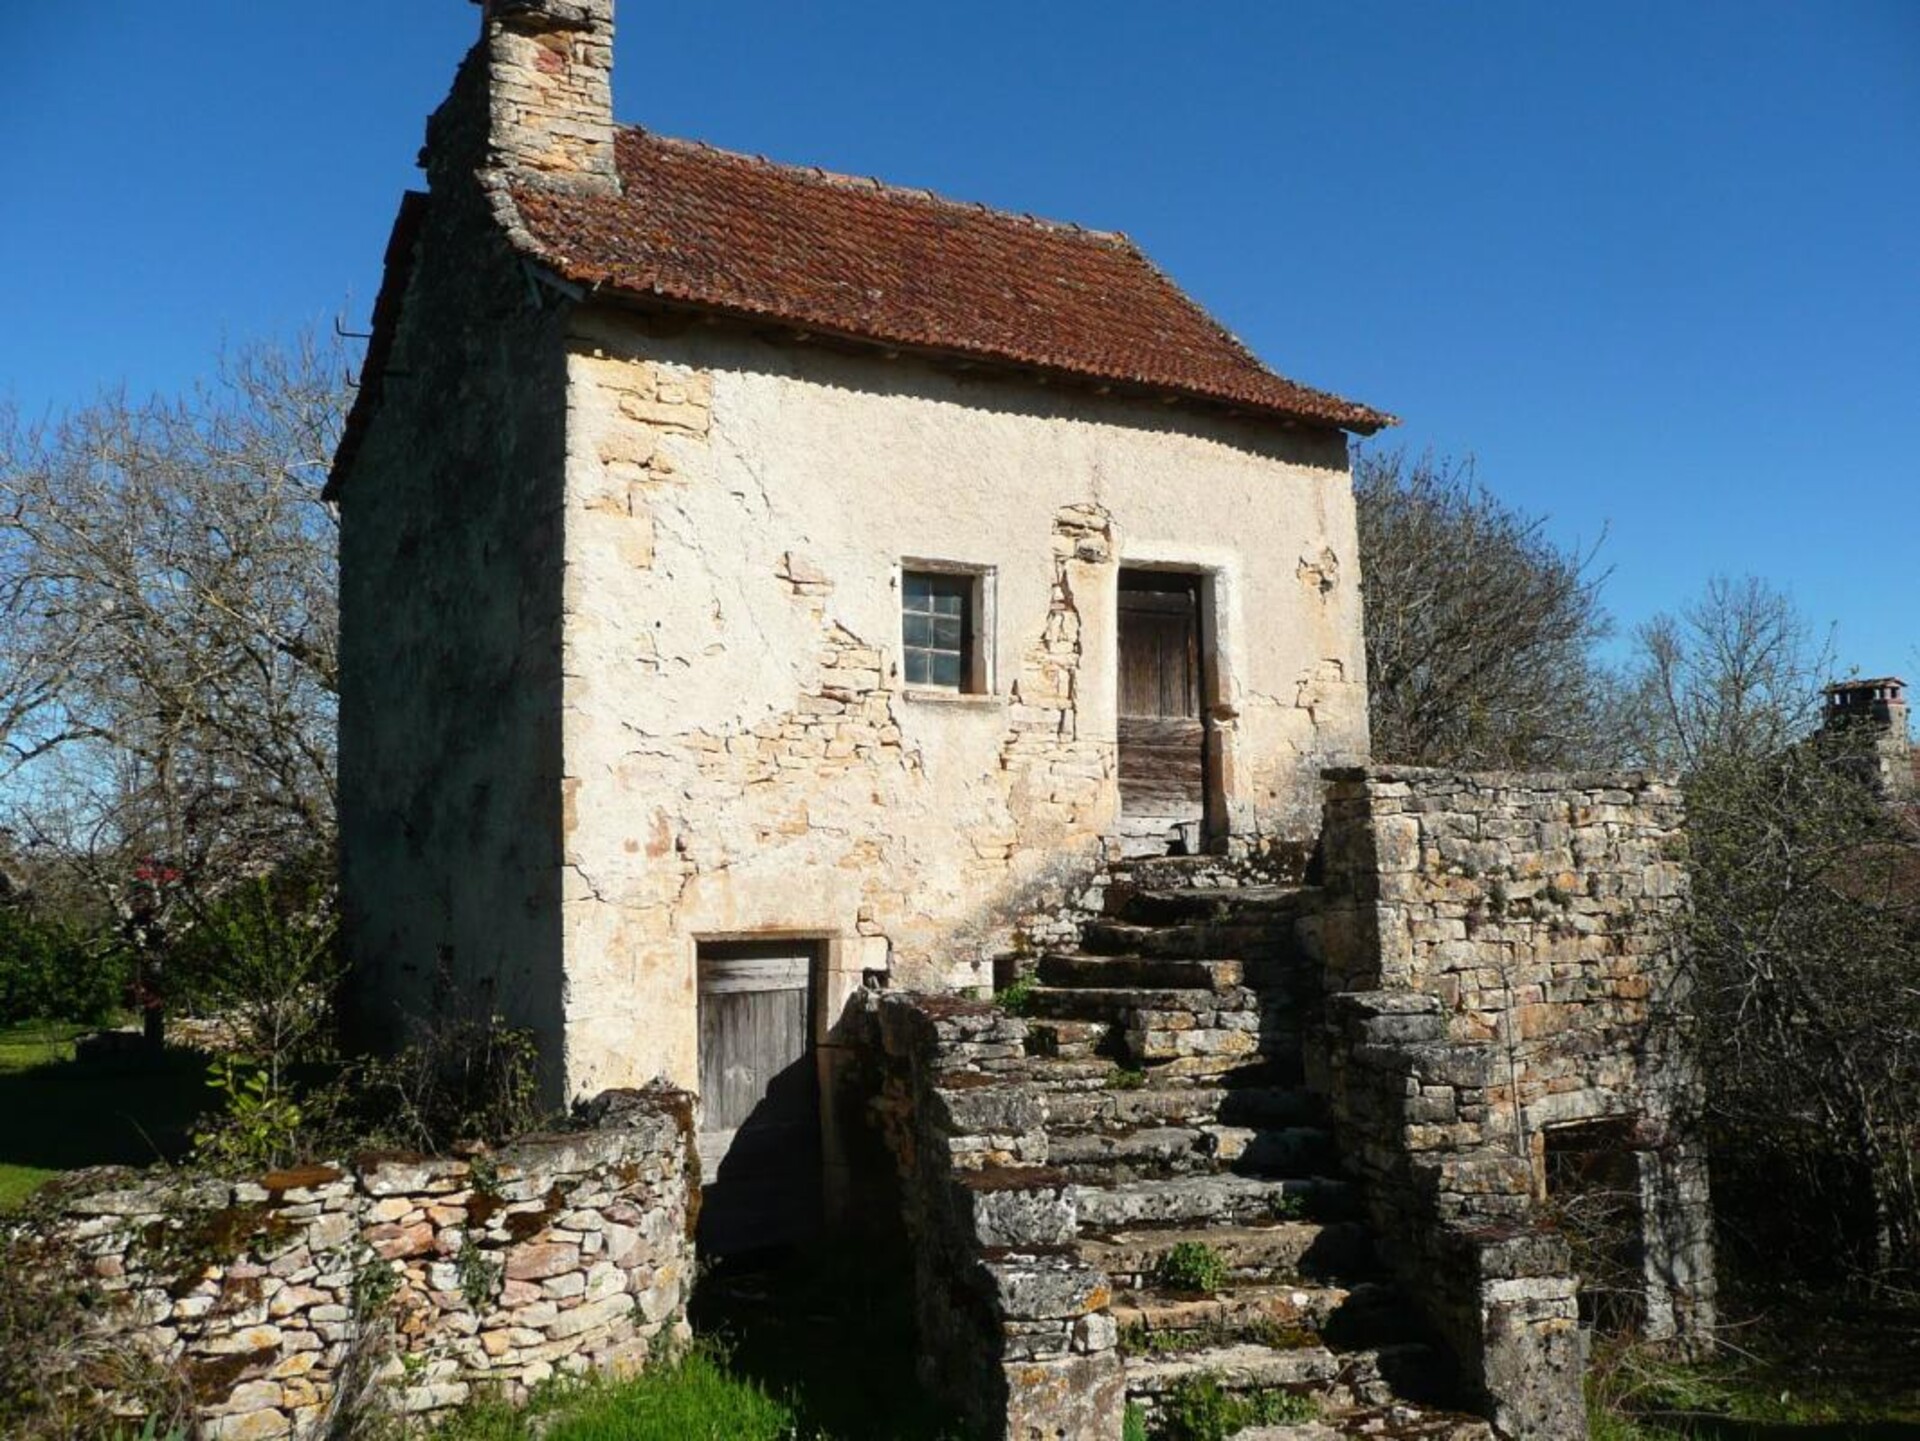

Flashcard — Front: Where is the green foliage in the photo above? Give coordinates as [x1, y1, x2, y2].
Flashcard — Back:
[1153, 1374, 1316, 1441]
[192, 1056, 306, 1171]
[1155, 1241, 1229, 1294]
[174, 869, 340, 1069]
[428, 1346, 794, 1441]
[107, 1421, 191, 1441]
[1109, 1065, 1149, 1091]
[1122, 1402, 1150, 1441]
[456, 1234, 503, 1311]
[0, 904, 125, 1025]
[0, 1229, 195, 1439]
[992, 973, 1038, 1015]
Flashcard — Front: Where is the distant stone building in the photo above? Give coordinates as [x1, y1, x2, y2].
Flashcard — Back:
[1823, 675, 1917, 802]
[329, 0, 1382, 1107]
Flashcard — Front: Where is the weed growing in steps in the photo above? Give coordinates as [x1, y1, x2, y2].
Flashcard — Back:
[1155, 1240, 1230, 1293]
[993, 973, 1038, 1015]
[1121, 1315, 1320, 1358]
[1155, 1374, 1317, 1441]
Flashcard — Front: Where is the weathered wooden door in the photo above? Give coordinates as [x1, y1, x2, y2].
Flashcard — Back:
[695, 941, 822, 1257]
[1118, 572, 1208, 840]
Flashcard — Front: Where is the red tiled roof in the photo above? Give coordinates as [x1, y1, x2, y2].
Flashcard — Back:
[506, 129, 1393, 433]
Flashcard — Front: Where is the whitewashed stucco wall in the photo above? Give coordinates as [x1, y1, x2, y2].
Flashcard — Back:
[553, 312, 1368, 1099]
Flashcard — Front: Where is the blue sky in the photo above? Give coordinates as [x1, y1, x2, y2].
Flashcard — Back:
[5, 2, 1915, 678]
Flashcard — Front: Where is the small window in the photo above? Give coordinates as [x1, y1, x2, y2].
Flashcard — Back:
[902, 567, 989, 692]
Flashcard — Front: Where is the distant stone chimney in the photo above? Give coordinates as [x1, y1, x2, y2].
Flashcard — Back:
[1823, 676, 1915, 799]
[427, 0, 619, 193]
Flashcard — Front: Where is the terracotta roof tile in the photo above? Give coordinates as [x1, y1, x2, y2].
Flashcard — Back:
[506, 129, 1393, 433]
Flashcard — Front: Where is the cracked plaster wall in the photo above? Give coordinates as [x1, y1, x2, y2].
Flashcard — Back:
[557, 312, 1368, 1098]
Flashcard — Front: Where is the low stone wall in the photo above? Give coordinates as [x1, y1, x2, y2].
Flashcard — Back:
[852, 992, 1124, 1441]
[12, 1085, 696, 1439]
[1306, 767, 1715, 1438]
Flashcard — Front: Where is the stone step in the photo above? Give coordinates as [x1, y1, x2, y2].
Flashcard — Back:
[1077, 1220, 1377, 1289]
[1123, 1339, 1450, 1411]
[1042, 1082, 1324, 1134]
[1108, 854, 1308, 892]
[1024, 983, 1261, 1023]
[941, 1056, 1117, 1093]
[1038, 952, 1246, 992]
[1113, 1280, 1415, 1354]
[1072, 1173, 1354, 1232]
[1022, 1017, 1112, 1060]
[1237, 1406, 1496, 1440]
[1046, 1125, 1213, 1179]
[1201, 1124, 1337, 1176]
[1128, 1047, 1307, 1085]
[1081, 918, 1299, 964]
[1109, 884, 1310, 928]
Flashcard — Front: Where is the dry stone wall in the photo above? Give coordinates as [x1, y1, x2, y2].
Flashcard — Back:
[1305, 767, 1715, 1437]
[10, 1087, 695, 1439]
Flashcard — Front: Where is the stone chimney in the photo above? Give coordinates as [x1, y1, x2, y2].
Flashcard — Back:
[427, 0, 620, 193]
[1823, 676, 1915, 798]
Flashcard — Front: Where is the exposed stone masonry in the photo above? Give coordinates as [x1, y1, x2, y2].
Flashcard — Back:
[1306, 766, 1715, 1437]
[854, 852, 1499, 1440]
[477, 0, 619, 191]
[9, 1088, 695, 1440]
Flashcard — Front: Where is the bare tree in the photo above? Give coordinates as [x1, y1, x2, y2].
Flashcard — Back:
[1627, 577, 1920, 1279]
[0, 333, 349, 1045]
[1354, 448, 1615, 769]
[1620, 574, 1827, 771]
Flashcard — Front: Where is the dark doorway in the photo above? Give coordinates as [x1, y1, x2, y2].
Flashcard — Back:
[1544, 1119, 1648, 1336]
[1118, 569, 1209, 851]
[696, 940, 823, 1259]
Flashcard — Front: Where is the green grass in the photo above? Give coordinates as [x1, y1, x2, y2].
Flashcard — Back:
[430, 1350, 795, 1441]
[428, 1240, 973, 1440]
[0, 1020, 210, 1209]
[1587, 1324, 1920, 1440]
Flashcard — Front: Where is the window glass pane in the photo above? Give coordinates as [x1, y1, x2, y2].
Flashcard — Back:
[932, 614, 962, 647]
[929, 650, 963, 688]
[903, 613, 934, 648]
[932, 587, 964, 617]
[903, 572, 933, 606]
[904, 649, 930, 686]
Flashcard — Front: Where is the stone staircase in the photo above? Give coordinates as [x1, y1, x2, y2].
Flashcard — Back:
[1009, 855, 1496, 1440]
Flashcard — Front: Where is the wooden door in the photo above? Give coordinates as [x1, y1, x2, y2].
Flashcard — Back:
[696, 941, 822, 1257]
[1118, 572, 1207, 829]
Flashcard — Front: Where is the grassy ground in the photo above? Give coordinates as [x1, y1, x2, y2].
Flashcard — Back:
[1589, 1292, 1920, 1440]
[0, 1020, 209, 1208]
[427, 1239, 970, 1441]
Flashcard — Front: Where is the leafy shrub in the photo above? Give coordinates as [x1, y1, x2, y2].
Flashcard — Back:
[0, 904, 125, 1025]
[1123, 1402, 1149, 1441]
[193, 1056, 307, 1171]
[1155, 1241, 1229, 1293]
[341, 1012, 548, 1153]
[174, 871, 341, 1070]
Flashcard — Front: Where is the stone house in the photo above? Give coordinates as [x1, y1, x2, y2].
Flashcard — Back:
[331, 0, 1383, 1126]
[329, 6, 1720, 1433]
